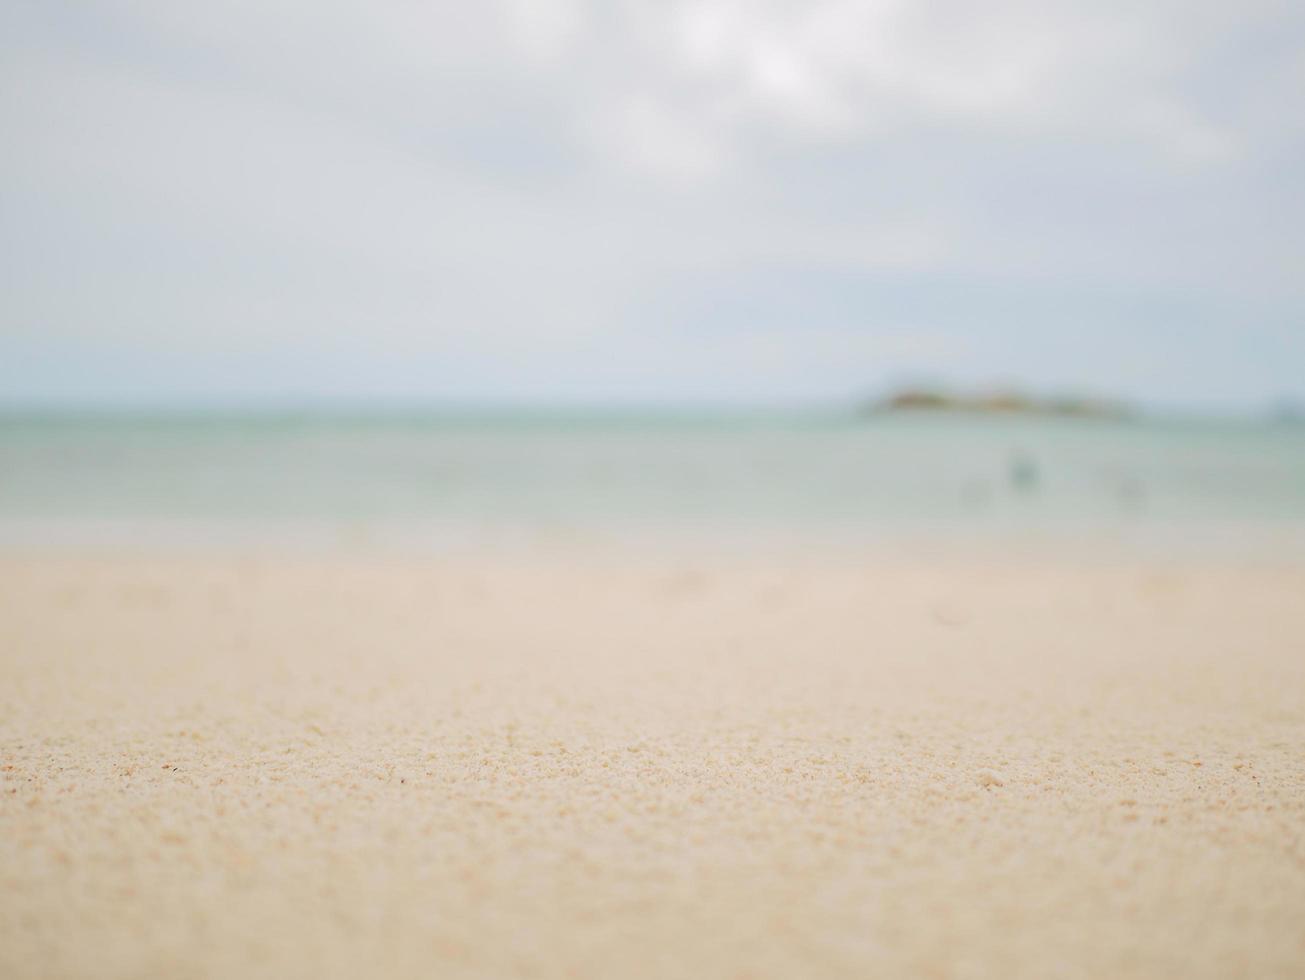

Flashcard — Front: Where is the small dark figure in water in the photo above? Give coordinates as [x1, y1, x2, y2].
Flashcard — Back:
[1008, 450, 1039, 492]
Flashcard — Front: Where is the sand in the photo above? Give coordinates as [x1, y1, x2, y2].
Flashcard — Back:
[2, 552, 1304, 979]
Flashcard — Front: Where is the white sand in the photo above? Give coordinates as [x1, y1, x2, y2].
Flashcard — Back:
[2, 554, 1304, 979]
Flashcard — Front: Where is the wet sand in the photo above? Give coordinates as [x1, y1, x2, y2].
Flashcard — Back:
[2, 554, 1304, 978]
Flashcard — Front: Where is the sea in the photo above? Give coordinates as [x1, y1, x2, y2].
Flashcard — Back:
[2, 411, 1304, 558]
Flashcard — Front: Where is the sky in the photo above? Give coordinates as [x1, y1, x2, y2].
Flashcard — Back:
[2, 0, 1304, 413]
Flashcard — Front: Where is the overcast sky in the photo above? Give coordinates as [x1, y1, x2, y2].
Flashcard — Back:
[3, 1, 1304, 411]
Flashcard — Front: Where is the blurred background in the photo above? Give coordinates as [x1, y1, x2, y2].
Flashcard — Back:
[3, 1, 1304, 554]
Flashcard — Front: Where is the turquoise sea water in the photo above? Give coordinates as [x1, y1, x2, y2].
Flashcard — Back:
[2, 412, 1304, 555]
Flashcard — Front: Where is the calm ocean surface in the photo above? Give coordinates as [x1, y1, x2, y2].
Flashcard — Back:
[2, 412, 1304, 555]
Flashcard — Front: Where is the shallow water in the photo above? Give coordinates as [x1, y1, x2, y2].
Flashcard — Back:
[2, 411, 1303, 554]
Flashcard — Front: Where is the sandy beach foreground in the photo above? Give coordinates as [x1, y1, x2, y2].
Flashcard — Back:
[2, 553, 1303, 979]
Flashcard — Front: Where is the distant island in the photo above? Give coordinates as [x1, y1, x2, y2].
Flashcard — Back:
[866, 387, 1133, 419]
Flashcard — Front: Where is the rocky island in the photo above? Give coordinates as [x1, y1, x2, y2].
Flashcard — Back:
[868, 386, 1133, 419]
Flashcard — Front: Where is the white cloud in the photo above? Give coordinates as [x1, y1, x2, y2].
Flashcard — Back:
[502, 0, 588, 64]
[589, 93, 731, 182]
